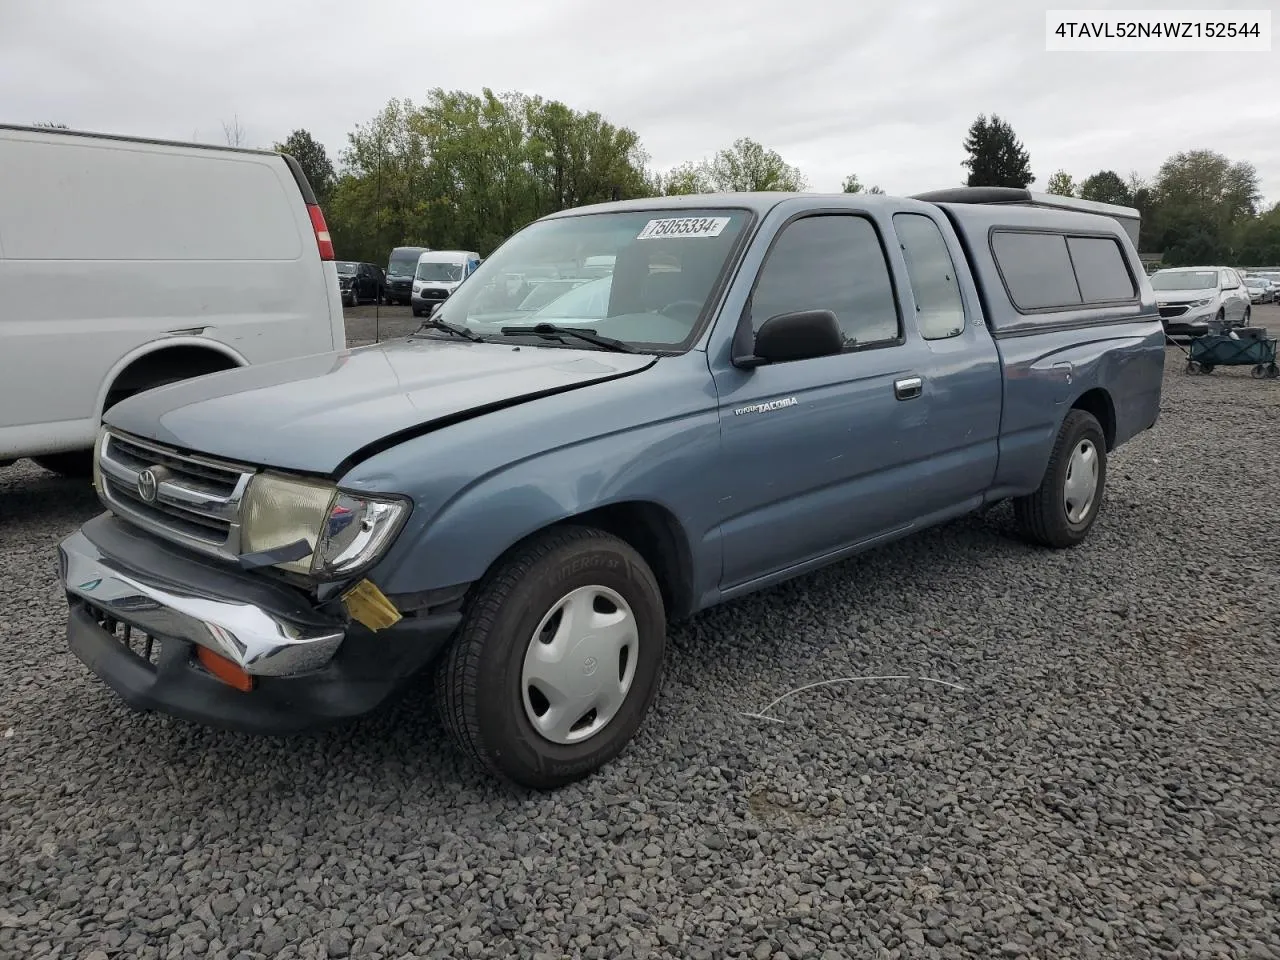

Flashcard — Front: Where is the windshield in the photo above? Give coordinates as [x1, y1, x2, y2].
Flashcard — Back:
[433, 209, 749, 351]
[528, 275, 614, 320]
[416, 261, 464, 282]
[1150, 271, 1218, 291]
[335, 261, 358, 276]
[388, 252, 421, 277]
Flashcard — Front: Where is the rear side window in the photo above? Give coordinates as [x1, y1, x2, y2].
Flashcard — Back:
[992, 229, 1139, 312]
[893, 213, 965, 340]
[1067, 236, 1134, 302]
[0, 138, 302, 261]
[750, 214, 900, 347]
[991, 232, 1081, 310]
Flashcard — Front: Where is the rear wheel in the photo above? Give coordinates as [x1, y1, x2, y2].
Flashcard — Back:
[435, 526, 667, 789]
[1013, 409, 1107, 549]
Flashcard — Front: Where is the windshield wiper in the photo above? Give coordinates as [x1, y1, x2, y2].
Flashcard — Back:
[498, 323, 638, 353]
[414, 317, 486, 342]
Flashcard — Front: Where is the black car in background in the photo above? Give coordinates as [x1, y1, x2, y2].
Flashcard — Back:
[384, 246, 430, 305]
[335, 261, 384, 307]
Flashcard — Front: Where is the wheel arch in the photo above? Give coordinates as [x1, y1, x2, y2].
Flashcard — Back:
[476, 500, 697, 622]
[1069, 387, 1116, 451]
[95, 338, 248, 418]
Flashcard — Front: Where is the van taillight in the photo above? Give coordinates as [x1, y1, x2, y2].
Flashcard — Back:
[307, 204, 335, 261]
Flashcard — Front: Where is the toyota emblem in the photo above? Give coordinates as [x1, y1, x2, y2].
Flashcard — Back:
[137, 468, 159, 503]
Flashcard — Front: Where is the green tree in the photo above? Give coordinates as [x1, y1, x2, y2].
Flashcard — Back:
[841, 174, 884, 194]
[1079, 170, 1133, 206]
[1148, 150, 1261, 265]
[659, 161, 715, 195]
[961, 114, 1033, 188]
[1046, 170, 1076, 197]
[274, 129, 336, 204]
[324, 89, 655, 263]
[661, 138, 807, 194]
[1236, 203, 1280, 265]
[327, 98, 432, 264]
[707, 137, 807, 192]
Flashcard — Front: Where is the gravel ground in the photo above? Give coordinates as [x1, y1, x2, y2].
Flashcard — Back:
[2, 320, 1279, 959]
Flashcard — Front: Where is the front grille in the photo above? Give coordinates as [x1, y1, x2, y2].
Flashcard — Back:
[98, 432, 254, 560]
[85, 601, 162, 668]
[420, 289, 448, 301]
[1159, 305, 1189, 318]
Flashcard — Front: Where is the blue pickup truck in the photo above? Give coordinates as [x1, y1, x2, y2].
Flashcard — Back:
[58, 189, 1164, 788]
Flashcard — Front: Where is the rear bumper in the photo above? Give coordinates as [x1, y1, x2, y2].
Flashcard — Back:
[58, 515, 461, 734]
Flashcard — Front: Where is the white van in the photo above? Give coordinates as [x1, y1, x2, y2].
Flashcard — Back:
[0, 124, 345, 476]
[410, 249, 481, 317]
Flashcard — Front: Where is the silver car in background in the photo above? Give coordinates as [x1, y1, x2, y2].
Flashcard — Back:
[1150, 266, 1251, 337]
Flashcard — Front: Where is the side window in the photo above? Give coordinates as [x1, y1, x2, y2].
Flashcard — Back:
[991, 232, 1081, 310]
[893, 213, 965, 340]
[1066, 236, 1135, 302]
[750, 215, 900, 348]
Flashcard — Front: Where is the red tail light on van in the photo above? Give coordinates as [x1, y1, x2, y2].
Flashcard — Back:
[307, 204, 335, 261]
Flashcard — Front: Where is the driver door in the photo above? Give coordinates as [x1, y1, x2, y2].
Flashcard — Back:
[710, 212, 941, 588]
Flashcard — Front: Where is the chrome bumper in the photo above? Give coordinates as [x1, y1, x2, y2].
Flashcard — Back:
[59, 529, 344, 677]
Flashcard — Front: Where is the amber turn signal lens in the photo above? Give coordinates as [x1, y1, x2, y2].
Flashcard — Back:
[196, 646, 255, 692]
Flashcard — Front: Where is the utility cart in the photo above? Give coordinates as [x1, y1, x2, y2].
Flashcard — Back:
[1181, 326, 1279, 379]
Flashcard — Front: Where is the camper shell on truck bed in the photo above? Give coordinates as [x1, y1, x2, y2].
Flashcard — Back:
[58, 189, 1163, 789]
[912, 186, 1143, 252]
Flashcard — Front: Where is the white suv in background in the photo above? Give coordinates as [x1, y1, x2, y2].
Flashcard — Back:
[1150, 266, 1251, 338]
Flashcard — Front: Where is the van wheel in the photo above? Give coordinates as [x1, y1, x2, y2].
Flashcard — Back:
[435, 526, 667, 789]
[1012, 409, 1107, 549]
[34, 374, 189, 480]
[412, 305, 423, 317]
[32, 451, 94, 478]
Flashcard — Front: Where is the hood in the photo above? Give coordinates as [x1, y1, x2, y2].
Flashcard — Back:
[104, 338, 656, 475]
[1153, 289, 1215, 304]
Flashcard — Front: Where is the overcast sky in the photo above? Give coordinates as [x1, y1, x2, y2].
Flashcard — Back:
[3, 0, 1277, 204]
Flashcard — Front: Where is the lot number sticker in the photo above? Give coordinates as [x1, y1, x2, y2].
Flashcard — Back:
[637, 216, 730, 240]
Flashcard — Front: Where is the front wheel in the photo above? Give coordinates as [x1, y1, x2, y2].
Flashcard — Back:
[435, 526, 667, 789]
[1012, 409, 1107, 549]
[411, 305, 423, 317]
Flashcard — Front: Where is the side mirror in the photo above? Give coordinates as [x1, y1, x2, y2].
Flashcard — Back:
[734, 309, 844, 367]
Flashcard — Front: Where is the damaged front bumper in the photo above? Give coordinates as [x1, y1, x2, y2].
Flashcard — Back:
[58, 514, 460, 734]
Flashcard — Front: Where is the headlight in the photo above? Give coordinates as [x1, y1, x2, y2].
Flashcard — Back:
[241, 473, 409, 579]
[1189, 297, 1212, 308]
[413, 282, 423, 293]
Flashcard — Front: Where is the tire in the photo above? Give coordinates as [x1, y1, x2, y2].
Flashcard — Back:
[1242, 308, 1251, 327]
[435, 525, 667, 789]
[1012, 409, 1107, 549]
[33, 374, 190, 479]
[411, 305, 423, 317]
[1253, 364, 1267, 380]
[32, 450, 94, 478]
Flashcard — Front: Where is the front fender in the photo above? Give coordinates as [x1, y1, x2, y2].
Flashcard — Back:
[343, 353, 724, 604]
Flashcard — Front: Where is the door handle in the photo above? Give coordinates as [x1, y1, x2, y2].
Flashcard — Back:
[894, 376, 923, 401]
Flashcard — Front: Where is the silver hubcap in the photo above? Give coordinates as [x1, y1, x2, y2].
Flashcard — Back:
[521, 585, 639, 745]
[1063, 438, 1100, 524]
